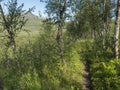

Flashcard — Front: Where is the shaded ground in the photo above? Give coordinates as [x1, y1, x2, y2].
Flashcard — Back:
[82, 61, 92, 90]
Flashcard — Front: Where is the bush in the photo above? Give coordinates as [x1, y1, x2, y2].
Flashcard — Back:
[19, 69, 41, 90]
[0, 29, 85, 90]
[91, 60, 120, 90]
[31, 31, 84, 90]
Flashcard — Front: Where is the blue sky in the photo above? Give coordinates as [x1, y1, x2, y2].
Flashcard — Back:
[1, 0, 46, 16]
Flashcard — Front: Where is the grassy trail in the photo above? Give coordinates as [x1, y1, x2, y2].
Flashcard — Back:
[82, 61, 92, 90]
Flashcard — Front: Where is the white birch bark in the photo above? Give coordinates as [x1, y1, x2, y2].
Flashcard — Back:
[114, 0, 120, 59]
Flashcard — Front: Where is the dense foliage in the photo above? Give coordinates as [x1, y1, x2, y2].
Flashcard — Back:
[0, 0, 120, 90]
[91, 60, 120, 90]
[0, 21, 85, 89]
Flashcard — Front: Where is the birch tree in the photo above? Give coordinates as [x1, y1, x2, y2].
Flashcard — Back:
[0, 0, 30, 54]
[43, 0, 69, 63]
[114, 0, 120, 59]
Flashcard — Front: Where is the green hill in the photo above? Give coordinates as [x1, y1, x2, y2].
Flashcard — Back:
[24, 12, 42, 33]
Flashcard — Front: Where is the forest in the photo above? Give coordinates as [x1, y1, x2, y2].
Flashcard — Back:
[0, 0, 120, 90]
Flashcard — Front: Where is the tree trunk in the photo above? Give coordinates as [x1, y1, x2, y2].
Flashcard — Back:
[114, 0, 120, 59]
[56, 0, 66, 64]
[56, 20, 64, 63]
[10, 37, 16, 55]
[102, 0, 106, 49]
[0, 77, 3, 90]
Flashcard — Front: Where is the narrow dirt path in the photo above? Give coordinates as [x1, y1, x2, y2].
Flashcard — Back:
[82, 61, 92, 90]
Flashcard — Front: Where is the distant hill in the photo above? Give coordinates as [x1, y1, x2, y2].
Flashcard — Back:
[24, 12, 42, 32]
[25, 12, 38, 19]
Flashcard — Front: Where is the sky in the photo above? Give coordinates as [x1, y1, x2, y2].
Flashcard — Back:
[1, 0, 46, 16]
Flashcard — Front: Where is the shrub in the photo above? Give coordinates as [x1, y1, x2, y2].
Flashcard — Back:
[91, 60, 120, 90]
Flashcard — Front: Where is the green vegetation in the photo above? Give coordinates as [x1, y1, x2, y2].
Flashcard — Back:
[0, 0, 120, 90]
[0, 22, 85, 89]
[91, 60, 120, 90]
